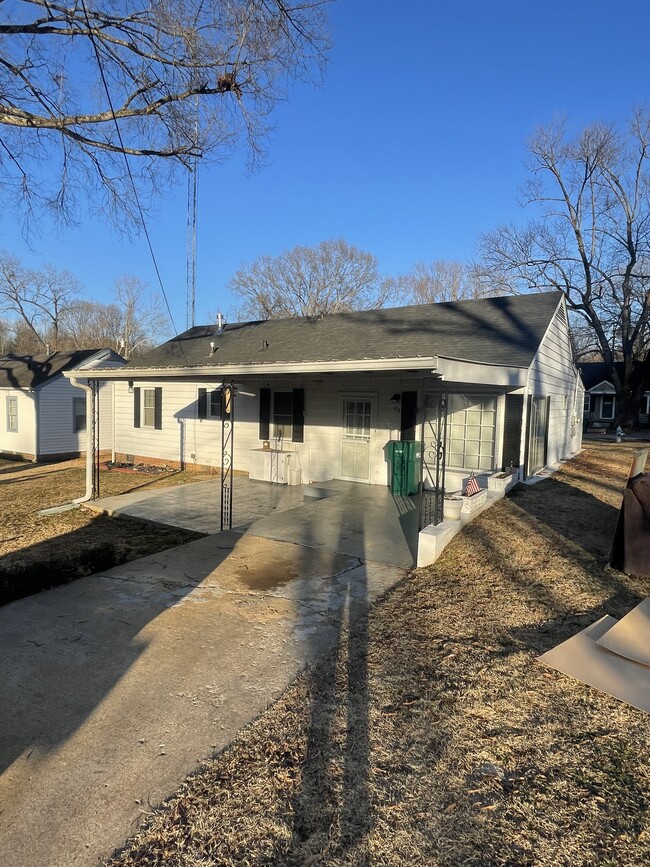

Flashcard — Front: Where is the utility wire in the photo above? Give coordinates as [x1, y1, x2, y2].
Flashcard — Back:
[79, 0, 188, 365]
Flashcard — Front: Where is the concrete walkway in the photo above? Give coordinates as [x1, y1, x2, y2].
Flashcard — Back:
[0, 487, 411, 867]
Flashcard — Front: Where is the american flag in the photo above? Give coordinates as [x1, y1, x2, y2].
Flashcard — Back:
[464, 472, 481, 497]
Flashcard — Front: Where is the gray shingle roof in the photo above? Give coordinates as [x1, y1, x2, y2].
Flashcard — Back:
[577, 362, 622, 390]
[0, 349, 106, 389]
[130, 291, 563, 372]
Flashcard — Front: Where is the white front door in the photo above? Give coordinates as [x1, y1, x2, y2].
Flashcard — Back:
[340, 397, 373, 482]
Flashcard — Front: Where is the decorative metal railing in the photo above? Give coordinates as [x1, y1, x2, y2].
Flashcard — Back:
[418, 382, 448, 529]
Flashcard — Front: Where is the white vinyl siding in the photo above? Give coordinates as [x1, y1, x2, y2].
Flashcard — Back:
[114, 376, 419, 484]
[38, 377, 114, 456]
[0, 389, 36, 456]
[526, 300, 582, 468]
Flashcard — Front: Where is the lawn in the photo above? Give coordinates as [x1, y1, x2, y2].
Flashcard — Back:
[0, 459, 212, 605]
[107, 442, 650, 867]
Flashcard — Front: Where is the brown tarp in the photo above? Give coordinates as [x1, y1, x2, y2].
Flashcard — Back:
[538, 614, 650, 715]
[609, 473, 650, 578]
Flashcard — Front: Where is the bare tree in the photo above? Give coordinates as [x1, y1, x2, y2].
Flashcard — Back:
[479, 111, 650, 424]
[395, 259, 487, 304]
[112, 274, 167, 356]
[230, 238, 395, 320]
[61, 275, 167, 356]
[0, 252, 81, 350]
[0, 1, 332, 229]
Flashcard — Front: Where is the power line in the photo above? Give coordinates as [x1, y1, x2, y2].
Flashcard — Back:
[79, 0, 188, 365]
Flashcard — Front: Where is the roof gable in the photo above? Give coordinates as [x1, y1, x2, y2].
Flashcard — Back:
[0, 349, 121, 389]
[129, 291, 563, 373]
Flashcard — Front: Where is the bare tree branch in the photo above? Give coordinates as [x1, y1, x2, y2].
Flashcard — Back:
[479, 110, 650, 424]
[228, 238, 395, 320]
[0, 0, 333, 229]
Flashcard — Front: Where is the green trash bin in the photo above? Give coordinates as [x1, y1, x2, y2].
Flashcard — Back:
[388, 440, 421, 495]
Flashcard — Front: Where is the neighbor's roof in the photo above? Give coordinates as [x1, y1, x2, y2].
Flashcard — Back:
[578, 361, 650, 392]
[0, 349, 109, 389]
[577, 362, 622, 391]
[129, 291, 564, 372]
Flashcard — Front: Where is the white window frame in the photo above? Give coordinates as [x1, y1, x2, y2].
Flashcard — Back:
[142, 388, 156, 428]
[645, 394, 650, 415]
[272, 391, 293, 441]
[208, 388, 222, 419]
[73, 396, 86, 433]
[584, 394, 591, 415]
[6, 396, 17, 432]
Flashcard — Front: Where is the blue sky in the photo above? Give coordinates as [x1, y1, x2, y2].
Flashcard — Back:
[1, 0, 648, 335]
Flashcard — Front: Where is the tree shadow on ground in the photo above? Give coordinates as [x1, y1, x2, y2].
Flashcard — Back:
[507, 478, 621, 564]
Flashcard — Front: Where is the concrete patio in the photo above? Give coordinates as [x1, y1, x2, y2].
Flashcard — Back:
[0, 478, 417, 867]
[87, 476, 420, 568]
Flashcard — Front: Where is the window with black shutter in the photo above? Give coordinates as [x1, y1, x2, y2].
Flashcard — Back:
[259, 388, 305, 443]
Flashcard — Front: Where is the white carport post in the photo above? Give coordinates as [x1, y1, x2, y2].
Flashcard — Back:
[69, 375, 95, 503]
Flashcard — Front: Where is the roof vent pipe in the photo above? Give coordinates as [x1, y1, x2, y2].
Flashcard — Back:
[209, 341, 216, 356]
[216, 312, 225, 334]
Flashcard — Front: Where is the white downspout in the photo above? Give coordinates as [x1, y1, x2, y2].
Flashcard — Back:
[69, 375, 94, 503]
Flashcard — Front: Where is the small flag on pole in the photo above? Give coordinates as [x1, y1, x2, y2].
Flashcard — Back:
[464, 471, 481, 497]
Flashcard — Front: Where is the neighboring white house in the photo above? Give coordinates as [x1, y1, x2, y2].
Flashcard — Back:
[578, 362, 650, 427]
[68, 292, 582, 492]
[0, 349, 125, 461]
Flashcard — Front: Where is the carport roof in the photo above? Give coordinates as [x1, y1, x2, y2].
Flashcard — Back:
[120, 291, 562, 374]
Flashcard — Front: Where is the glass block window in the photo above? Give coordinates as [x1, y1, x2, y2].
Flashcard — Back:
[446, 393, 496, 471]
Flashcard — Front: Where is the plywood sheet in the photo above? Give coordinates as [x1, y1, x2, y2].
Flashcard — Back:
[596, 597, 650, 666]
[538, 615, 650, 714]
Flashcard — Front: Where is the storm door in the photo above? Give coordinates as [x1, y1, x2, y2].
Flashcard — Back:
[527, 396, 549, 476]
[340, 397, 373, 482]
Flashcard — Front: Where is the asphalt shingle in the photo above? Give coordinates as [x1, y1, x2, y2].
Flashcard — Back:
[130, 291, 563, 372]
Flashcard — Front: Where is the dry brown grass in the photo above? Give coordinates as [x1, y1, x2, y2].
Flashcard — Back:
[105, 442, 650, 867]
[0, 458, 211, 603]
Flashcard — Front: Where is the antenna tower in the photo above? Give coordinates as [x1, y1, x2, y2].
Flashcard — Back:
[186, 95, 199, 330]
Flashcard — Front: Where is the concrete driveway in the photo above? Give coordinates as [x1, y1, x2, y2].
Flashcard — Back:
[0, 488, 408, 867]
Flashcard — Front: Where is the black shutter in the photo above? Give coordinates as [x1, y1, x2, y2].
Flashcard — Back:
[400, 391, 418, 441]
[197, 388, 207, 419]
[133, 387, 140, 428]
[259, 388, 271, 439]
[154, 387, 163, 430]
[502, 394, 524, 470]
[292, 388, 305, 443]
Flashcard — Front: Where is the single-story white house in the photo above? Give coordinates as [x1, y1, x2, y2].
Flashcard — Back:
[67, 291, 583, 509]
[578, 362, 650, 427]
[0, 349, 124, 461]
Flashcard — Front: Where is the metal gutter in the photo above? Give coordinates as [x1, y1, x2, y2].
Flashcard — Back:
[63, 355, 439, 380]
